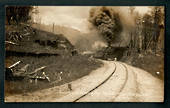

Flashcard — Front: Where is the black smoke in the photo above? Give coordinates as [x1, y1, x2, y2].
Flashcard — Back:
[89, 7, 123, 47]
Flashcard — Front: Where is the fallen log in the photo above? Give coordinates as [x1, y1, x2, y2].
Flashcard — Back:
[8, 61, 21, 69]
[12, 64, 30, 77]
[28, 66, 46, 75]
[5, 41, 19, 45]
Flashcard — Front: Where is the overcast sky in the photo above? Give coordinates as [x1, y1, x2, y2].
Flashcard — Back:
[33, 6, 150, 33]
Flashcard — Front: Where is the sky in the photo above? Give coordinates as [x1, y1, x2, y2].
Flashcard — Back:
[33, 6, 151, 33]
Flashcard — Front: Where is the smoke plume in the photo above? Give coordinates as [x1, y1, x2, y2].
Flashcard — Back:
[88, 6, 135, 48]
[33, 6, 137, 53]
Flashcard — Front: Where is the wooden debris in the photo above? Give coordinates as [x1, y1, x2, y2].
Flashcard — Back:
[27, 71, 50, 82]
[42, 72, 50, 82]
[13, 64, 30, 77]
[6, 64, 50, 83]
[29, 72, 50, 81]
[19, 64, 30, 72]
[28, 66, 46, 75]
[8, 61, 21, 69]
[5, 41, 19, 45]
[23, 32, 30, 36]
[5, 61, 22, 80]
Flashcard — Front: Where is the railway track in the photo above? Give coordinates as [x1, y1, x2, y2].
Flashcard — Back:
[5, 61, 164, 102]
[73, 62, 131, 102]
[112, 62, 129, 101]
[112, 62, 139, 102]
[73, 62, 117, 102]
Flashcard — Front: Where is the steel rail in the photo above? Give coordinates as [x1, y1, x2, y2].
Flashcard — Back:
[73, 62, 117, 102]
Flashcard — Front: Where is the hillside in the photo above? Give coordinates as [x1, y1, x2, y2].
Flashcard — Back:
[6, 24, 74, 55]
[5, 24, 103, 95]
[32, 24, 82, 45]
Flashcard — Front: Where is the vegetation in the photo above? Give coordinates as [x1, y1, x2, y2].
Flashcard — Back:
[6, 6, 34, 25]
[5, 6, 103, 95]
[128, 6, 164, 54]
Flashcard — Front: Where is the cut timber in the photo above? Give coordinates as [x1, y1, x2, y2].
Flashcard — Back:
[28, 66, 46, 75]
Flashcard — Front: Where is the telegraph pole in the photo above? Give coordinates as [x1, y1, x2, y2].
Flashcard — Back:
[52, 23, 55, 33]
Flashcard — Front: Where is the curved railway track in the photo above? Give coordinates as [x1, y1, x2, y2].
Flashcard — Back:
[73, 62, 129, 102]
[5, 61, 164, 102]
[112, 62, 129, 101]
[73, 62, 117, 102]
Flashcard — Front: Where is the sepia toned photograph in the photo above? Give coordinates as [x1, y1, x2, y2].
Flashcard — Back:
[5, 6, 164, 102]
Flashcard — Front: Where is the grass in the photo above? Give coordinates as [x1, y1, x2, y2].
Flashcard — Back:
[5, 54, 103, 96]
[122, 52, 164, 81]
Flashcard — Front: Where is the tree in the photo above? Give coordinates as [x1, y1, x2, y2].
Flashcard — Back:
[142, 13, 154, 50]
[6, 6, 33, 25]
[141, 6, 164, 53]
[152, 7, 164, 52]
